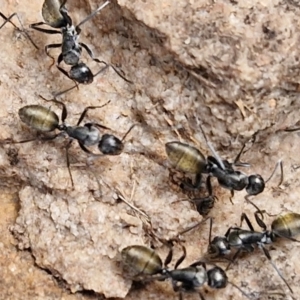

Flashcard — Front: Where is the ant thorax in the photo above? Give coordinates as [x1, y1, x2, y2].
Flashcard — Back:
[217, 170, 248, 191]
[61, 25, 81, 65]
[209, 236, 230, 256]
[193, 266, 208, 287]
[170, 266, 208, 288]
[65, 125, 100, 146]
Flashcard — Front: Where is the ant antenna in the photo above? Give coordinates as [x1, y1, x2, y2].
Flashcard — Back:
[171, 217, 211, 239]
[198, 122, 226, 170]
[228, 281, 253, 300]
[0, 12, 39, 49]
[265, 159, 283, 186]
[121, 124, 137, 142]
[53, 85, 78, 98]
[260, 245, 293, 294]
[244, 195, 265, 219]
[76, 1, 110, 29]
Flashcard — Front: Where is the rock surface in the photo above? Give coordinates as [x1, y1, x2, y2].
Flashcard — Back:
[0, 0, 300, 300]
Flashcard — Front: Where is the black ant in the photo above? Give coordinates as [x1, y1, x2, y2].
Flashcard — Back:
[121, 244, 252, 300]
[30, 0, 131, 90]
[166, 125, 282, 214]
[185, 211, 300, 294]
[11, 95, 135, 186]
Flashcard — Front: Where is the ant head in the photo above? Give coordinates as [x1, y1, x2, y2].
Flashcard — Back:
[246, 174, 265, 195]
[70, 63, 93, 84]
[99, 134, 124, 155]
[207, 266, 228, 289]
[207, 236, 230, 257]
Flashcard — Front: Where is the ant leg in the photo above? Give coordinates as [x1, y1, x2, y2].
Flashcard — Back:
[225, 248, 242, 271]
[0, 12, 39, 49]
[254, 210, 267, 231]
[65, 140, 74, 188]
[40, 134, 61, 141]
[79, 42, 99, 61]
[11, 137, 39, 144]
[86, 122, 111, 131]
[260, 244, 293, 294]
[284, 126, 300, 132]
[240, 213, 255, 231]
[174, 245, 187, 269]
[55, 64, 110, 97]
[30, 22, 61, 34]
[244, 195, 264, 219]
[180, 172, 202, 191]
[229, 189, 234, 204]
[193, 176, 217, 216]
[79, 43, 133, 84]
[78, 141, 98, 155]
[12, 133, 60, 144]
[233, 142, 250, 167]
[76, 101, 111, 126]
[198, 292, 206, 300]
[163, 242, 173, 269]
[38, 95, 68, 123]
[57, 65, 79, 88]
[0, 12, 20, 29]
[1, 12, 16, 26]
[45, 43, 62, 67]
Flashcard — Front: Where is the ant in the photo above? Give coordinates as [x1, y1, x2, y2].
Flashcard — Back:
[121, 244, 253, 300]
[0, 11, 38, 49]
[166, 124, 282, 213]
[11, 95, 135, 186]
[30, 0, 131, 89]
[193, 211, 300, 294]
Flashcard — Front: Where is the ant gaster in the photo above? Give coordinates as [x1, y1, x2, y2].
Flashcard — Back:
[121, 244, 252, 300]
[30, 0, 131, 89]
[14, 95, 135, 186]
